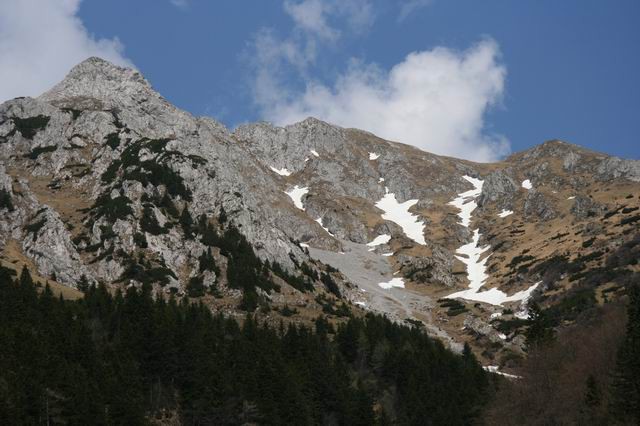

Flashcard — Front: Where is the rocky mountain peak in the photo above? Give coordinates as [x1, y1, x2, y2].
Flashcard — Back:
[38, 57, 157, 110]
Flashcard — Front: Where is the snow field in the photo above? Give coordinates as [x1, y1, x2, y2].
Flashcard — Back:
[284, 186, 308, 210]
[375, 189, 425, 245]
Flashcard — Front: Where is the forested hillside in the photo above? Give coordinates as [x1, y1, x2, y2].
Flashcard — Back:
[0, 265, 489, 425]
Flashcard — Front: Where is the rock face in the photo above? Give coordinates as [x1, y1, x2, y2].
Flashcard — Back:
[478, 169, 518, 210]
[1, 58, 639, 358]
[524, 190, 557, 221]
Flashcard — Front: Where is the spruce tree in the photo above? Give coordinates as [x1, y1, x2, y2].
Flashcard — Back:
[525, 302, 555, 350]
[77, 274, 90, 293]
[609, 285, 640, 423]
[180, 205, 194, 238]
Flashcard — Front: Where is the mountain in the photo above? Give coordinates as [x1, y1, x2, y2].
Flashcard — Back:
[1, 57, 639, 368]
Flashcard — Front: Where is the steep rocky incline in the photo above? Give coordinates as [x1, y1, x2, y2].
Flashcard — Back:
[1, 58, 638, 360]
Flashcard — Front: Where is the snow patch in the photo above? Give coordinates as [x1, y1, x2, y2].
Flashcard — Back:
[366, 234, 391, 247]
[498, 209, 513, 218]
[378, 277, 405, 290]
[567, 196, 575, 200]
[378, 177, 385, 183]
[299, 243, 309, 248]
[270, 166, 291, 176]
[315, 217, 334, 236]
[284, 186, 308, 210]
[369, 152, 380, 160]
[521, 179, 532, 189]
[355, 301, 367, 307]
[375, 189, 425, 244]
[382, 252, 394, 257]
[448, 176, 483, 227]
[484, 366, 521, 379]
[310, 149, 319, 157]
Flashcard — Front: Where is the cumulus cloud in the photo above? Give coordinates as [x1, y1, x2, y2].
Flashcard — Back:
[284, 0, 340, 41]
[248, 0, 375, 115]
[258, 39, 509, 162]
[398, 0, 432, 22]
[284, 0, 375, 38]
[0, 0, 132, 102]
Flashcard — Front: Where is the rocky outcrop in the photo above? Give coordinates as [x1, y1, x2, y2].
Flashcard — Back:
[477, 169, 518, 210]
[596, 157, 640, 182]
[398, 245, 456, 287]
[570, 195, 605, 220]
[524, 190, 556, 221]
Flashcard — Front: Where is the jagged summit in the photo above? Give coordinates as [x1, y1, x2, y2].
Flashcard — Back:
[38, 56, 157, 110]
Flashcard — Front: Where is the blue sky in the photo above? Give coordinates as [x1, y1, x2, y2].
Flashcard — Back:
[1, 1, 638, 161]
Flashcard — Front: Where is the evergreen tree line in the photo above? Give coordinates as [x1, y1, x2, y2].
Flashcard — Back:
[486, 283, 640, 425]
[0, 265, 489, 425]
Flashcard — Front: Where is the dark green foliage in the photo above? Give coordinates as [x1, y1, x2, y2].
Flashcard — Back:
[24, 217, 47, 241]
[279, 305, 298, 317]
[525, 303, 555, 350]
[218, 206, 227, 224]
[219, 226, 275, 294]
[186, 276, 205, 297]
[271, 261, 314, 292]
[438, 298, 468, 316]
[321, 272, 341, 297]
[0, 188, 14, 212]
[198, 248, 219, 275]
[507, 254, 535, 268]
[618, 214, 640, 227]
[77, 274, 90, 293]
[0, 268, 489, 424]
[300, 261, 319, 281]
[491, 317, 529, 334]
[117, 256, 177, 287]
[24, 145, 57, 159]
[609, 285, 640, 422]
[584, 374, 601, 410]
[604, 206, 623, 219]
[123, 161, 192, 201]
[101, 160, 121, 183]
[240, 287, 260, 311]
[10, 115, 50, 139]
[139, 205, 167, 235]
[104, 132, 121, 149]
[100, 138, 192, 200]
[133, 232, 148, 248]
[179, 205, 193, 238]
[198, 214, 220, 246]
[90, 194, 133, 223]
[545, 286, 597, 324]
[159, 193, 179, 218]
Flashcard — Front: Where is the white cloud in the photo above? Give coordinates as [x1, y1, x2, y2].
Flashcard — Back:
[170, 0, 188, 9]
[0, 0, 132, 102]
[398, 0, 431, 22]
[249, 0, 375, 110]
[283, 0, 375, 40]
[284, 0, 340, 41]
[259, 39, 509, 162]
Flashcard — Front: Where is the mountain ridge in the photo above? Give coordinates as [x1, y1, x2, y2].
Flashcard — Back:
[1, 57, 638, 362]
